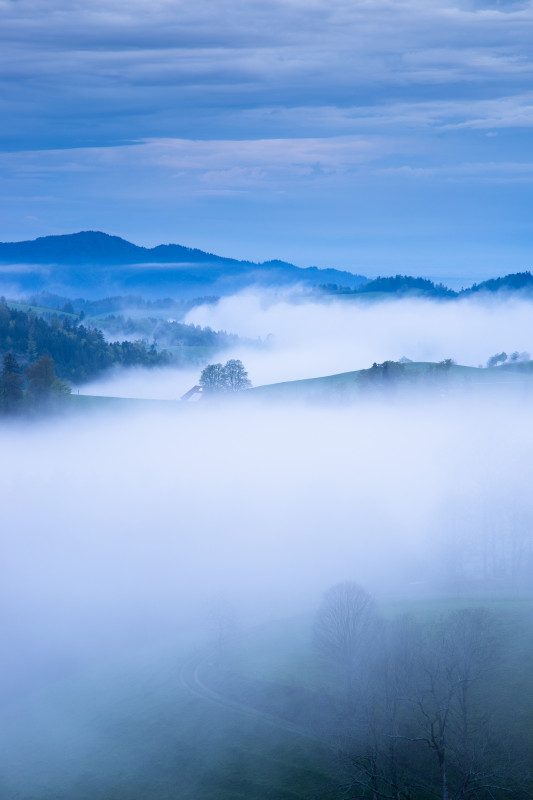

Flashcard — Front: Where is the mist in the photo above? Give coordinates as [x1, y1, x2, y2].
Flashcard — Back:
[3, 291, 533, 798]
[3, 396, 533, 660]
[186, 290, 533, 384]
[81, 291, 533, 399]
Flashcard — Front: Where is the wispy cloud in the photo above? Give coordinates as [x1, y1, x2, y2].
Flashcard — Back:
[0, 136, 391, 190]
[2, 0, 533, 149]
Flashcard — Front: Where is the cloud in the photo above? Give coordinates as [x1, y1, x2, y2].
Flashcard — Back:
[238, 93, 533, 136]
[2, 380, 533, 703]
[1, 0, 533, 151]
[81, 291, 533, 396]
[3, 283, 533, 795]
[2, 0, 533, 274]
[183, 292, 533, 386]
[0, 136, 388, 192]
[378, 160, 533, 182]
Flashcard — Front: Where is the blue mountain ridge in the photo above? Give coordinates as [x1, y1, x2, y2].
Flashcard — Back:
[0, 231, 368, 299]
[1, 231, 531, 300]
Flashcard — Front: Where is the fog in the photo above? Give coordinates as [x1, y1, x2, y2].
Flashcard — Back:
[82, 291, 533, 398]
[3, 395, 532, 677]
[3, 291, 533, 797]
[185, 290, 533, 384]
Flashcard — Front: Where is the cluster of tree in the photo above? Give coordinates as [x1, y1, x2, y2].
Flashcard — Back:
[26, 291, 219, 319]
[317, 276, 456, 298]
[486, 351, 530, 367]
[1, 353, 70, 415]
[318, 271, 533, 301]
[357, 359, 453, 394]
[0, 300, 172, 383]
[199, 359, 251, 394]
[96, 314, 241, 350]
[359, 360, 408, 388]
[465, 271, 533, 295]
[313, 582, 529, 800]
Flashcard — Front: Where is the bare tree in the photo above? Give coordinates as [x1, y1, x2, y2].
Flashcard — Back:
[338, 615, 424, 800]
[398, 608, 519, 800]
[314, 581, 378, 697]
[224, 359, 251, 392]
[332, 608, 528, 800]
[199, 362, 227, 393]
[205, 592, 240, 659]
[199, 359, 251, 394]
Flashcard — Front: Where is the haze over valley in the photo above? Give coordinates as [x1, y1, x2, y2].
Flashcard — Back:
[3, 0, 533, 795]
[2, 234, 533, 798]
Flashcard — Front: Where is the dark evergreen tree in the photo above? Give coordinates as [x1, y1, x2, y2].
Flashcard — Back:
[0, 352, 24, 413]
[0, 299, 174, 383]
[26, 355, 70, 406]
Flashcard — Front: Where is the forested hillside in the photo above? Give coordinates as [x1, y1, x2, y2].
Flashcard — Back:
[0, 298, 245, 384]
[317, 271, 533, 299]
[0, 300, 171, 383]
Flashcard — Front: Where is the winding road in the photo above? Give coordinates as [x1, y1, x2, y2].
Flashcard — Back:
[179, 646, 323, 743]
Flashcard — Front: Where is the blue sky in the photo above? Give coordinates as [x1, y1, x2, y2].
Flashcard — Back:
[1, 0, 532, 282]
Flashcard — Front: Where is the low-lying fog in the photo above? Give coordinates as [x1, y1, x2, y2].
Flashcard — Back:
[82, 292, 533, 398]
[3, 289, 533, 797]
[3, 396, 533, 675]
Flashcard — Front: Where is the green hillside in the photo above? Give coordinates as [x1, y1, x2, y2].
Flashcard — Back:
[2, 600, 532, 799]
[247, 360, 533, 402]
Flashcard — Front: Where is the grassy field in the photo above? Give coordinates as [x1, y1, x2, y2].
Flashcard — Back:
[6, 300, 79, 319]
[246, 360, 533, 402]
[65, 393, 181, 412]
[1, 596, 532, 799]
[0, 628, 336, 800]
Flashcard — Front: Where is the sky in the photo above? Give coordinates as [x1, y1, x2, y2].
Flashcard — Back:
[1, 0, 533, 282]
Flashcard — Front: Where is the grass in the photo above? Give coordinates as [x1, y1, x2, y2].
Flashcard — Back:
[2, 597, 532, 799]
[65, 393, 181, 412]
[0, 630, 335, 800]
[246, 360, 533, 402]
[6, 300, 78, 319]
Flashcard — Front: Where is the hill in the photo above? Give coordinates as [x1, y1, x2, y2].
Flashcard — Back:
[0, 300, 240, 384]
[0, 231, 368, 299]
[461, 271, 533, 296]
[246, 359, 533, 402]
[317, 275, 457, 299]
[317, 272, 533, 301]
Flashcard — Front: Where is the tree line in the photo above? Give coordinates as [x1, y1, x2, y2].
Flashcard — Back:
[0, 299, 172, 384]
[1, 352, 70, 414]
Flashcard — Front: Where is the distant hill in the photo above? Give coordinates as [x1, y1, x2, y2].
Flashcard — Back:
[0, 231, 237, 267]
[2, 231, 532, 302]
[317, 275, 457, 299]
[0, 231, 368, 299]
[461, 271, 533, 296]
[317, 271, 533, 301]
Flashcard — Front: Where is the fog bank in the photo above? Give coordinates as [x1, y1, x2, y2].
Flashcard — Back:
[78, 293, 533, 400]
[3, 396, 532, 672]
[4, 289, 533, 798]
[186, 292, 533, 386]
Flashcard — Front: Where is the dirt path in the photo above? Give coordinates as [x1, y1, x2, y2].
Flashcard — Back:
[179, 647, 322, 742]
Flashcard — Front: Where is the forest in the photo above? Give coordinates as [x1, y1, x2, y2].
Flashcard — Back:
[0, 297, 244, 412]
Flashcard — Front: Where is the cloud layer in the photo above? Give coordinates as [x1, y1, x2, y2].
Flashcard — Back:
[81, 292, 533, 398]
